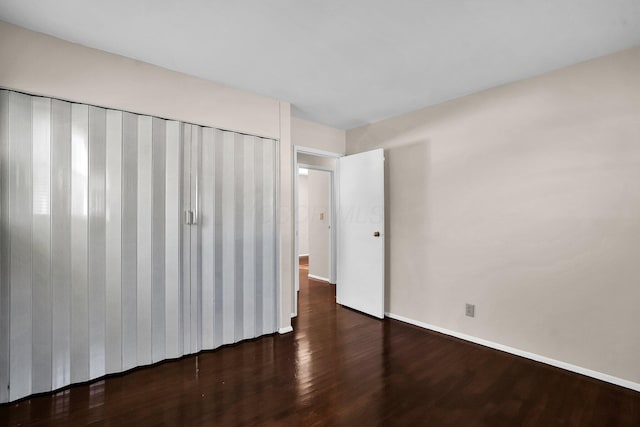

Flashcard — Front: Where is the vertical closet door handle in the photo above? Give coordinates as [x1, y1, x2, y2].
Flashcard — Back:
[184, 210, 192, 225]
[194, 167, 199, 225]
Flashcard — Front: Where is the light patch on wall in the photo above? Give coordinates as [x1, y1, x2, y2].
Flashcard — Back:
[298, 167, 309, 175]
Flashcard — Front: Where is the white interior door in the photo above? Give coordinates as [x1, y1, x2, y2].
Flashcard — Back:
[337, 148, 385, 319]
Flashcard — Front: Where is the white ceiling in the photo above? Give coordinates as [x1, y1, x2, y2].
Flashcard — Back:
[1, 1, 639, 129]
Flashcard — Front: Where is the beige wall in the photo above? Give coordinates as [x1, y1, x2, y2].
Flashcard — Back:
[0, 21, 281, 139]
[278, 103, 293, 328]
[0, 21, 294, 331]
[308, 170, 332, 281]
[297, 153, 337, 169]
[347, 47, 640, 384]
[292, 116, 346, 154]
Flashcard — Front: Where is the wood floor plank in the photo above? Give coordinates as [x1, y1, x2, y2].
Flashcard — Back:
[1, 267, 639, 425]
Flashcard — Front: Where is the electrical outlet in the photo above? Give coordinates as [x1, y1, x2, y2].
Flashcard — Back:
[465, 303, 475, 317]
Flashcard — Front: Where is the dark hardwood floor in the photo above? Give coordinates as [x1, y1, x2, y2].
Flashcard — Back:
[1, 264, 639, 426]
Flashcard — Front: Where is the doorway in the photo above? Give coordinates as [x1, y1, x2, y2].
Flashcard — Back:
[299, 166, 332, 279]
[293, 147, 341, 317]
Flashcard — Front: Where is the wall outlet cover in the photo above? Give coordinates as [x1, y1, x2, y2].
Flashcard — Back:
[465, 304, 475, 317]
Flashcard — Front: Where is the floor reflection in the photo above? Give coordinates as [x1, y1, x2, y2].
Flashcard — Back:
[1, 263, 638, 425]
[294, 261, 385, 425]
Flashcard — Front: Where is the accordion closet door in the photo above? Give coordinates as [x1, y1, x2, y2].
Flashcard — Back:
[181, 124, 278, 355]
[0, 90, 278, 403]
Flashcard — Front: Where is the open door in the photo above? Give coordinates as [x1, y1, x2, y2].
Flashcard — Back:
[337, 149, 385, 318]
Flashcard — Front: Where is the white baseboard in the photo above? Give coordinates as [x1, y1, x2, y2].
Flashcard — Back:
[308, 274, 330, 282]
[385, 312, 640, 392]
[278, 326, 293, 334]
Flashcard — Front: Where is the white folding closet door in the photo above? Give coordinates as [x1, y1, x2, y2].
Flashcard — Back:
[187, 127, 279, 350]
[0, 90, 278, 403]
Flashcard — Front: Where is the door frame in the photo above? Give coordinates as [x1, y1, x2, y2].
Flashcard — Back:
[292, 146, 341, 317]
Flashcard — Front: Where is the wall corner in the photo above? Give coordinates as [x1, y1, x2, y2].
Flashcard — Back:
[278, 101, 293, 331]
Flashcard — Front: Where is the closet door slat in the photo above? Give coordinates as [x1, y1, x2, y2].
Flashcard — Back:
[136, 116, 153, 366]
[261, 138, 277, 335]
[221, 131, 236, 345]
[0, 91, 10, 404]
[121, 112, 138, 371]
[88, 106, 107, 380]
[190, 126, 201, 353]
[164, 121, 182, 359]
[31, 96, 52, 393]
[70, 103, 89, 383]
[8, 91, 33, 401]
[213, 129, 225, 348]
[181, 124, 191, 353]
[242, 136, 256, 340]
[105, 110, 123, 374]
[200, 128, 215, 349]
[151, 117, 167, 363]
[51, 99, 72, 391]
